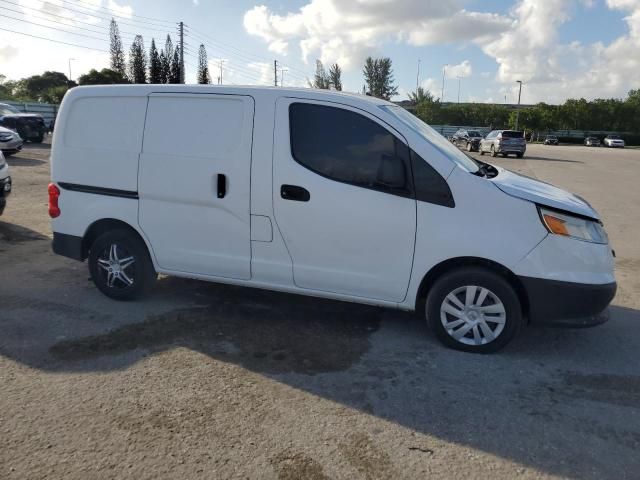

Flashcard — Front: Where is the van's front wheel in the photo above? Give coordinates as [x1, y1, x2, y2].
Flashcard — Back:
[425, 267, 522, 353]
[88, 229, 157, 300]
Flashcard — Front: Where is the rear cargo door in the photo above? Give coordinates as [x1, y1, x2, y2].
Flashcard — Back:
[139, 93, 254, 279]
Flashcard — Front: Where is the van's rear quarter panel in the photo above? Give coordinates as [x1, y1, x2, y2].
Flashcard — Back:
[51, 95, 147, 192]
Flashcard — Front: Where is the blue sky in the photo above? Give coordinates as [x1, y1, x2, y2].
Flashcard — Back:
[0, 0, 638, 104]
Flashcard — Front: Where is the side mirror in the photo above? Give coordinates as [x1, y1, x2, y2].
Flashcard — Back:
[376, 154, 406, 190]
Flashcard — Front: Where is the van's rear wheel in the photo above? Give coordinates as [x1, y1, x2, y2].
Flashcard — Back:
[88, 229, 156, 300]
[425, 267, 522, 353]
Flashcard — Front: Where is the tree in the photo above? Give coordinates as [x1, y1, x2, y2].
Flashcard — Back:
[78, 68, 129, 85]
[148, 39, 162, 84]
[309, 60, 330, 89]
[162, 35, 174, 83]
[328, 63, 342, 91]
[169, 48, 181, 84]
[363, 57, 398, 100]
[109, 19, 126, 77]
[408, 86, 433, 105]
[197, 44, 210, 84]
[128, 35, 147, 84]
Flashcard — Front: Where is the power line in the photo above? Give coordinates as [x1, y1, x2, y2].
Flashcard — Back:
[32, 0, 172, 33]
[187, 27, 309, 82]
[0, 26, 108, 51]
[0, 13, 108, 41]
[67, 0, 176, 26]
[0, 0, 135, 37]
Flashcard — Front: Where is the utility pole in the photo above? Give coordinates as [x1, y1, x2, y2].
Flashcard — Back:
[416, 59, 420, 93]
[68, 58, 74, 83]
[280, 68, 288, 87]
[441, 64, 448, 102]
[515, 80, 523, 130]
[274, 60, 278, 87]
[218, 60, 225, 85]
[179, 22, 185, 84]
[457, 75, 462, 103]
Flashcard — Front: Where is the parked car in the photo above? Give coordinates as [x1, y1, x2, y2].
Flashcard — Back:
[603, 135, 625, 148]
[0, 125, 23, 156]
[0, 150, 12, 216]
[584, 137, 601, 147]
[452, 129, 483, 152]
[0, 103, 47, 143]
[50, 85, 616, 353]
[479, 130, 527, 158]
[543, 135, 559, 145]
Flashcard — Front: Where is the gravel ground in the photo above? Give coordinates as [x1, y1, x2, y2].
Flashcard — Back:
[1, 141, 639, 479]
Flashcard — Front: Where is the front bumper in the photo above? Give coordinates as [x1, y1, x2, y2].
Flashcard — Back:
[0, 139, 24, 153]
[0, 174, 11, 215]
[520, 276, 616, 326]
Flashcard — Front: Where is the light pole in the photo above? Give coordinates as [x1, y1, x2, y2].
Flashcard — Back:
[68, 58, 75, 82]
[280, 68, 288, 87]
[416, 59, 421, 93]
[515, 80, 523, 130]
[457, 75, 462, 103]
[441, 64, 448, 102]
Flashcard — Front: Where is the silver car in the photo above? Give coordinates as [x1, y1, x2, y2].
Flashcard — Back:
[0, 126, 23, 156]
[479, 130, 526, 158]
[603, 135, 625, 148]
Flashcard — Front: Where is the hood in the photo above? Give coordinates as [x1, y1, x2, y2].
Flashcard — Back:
[490, 166, 599, 220]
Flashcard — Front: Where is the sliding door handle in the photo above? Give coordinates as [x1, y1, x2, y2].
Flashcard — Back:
[281, 184, 310, 202]
[217, 174, 226, 198]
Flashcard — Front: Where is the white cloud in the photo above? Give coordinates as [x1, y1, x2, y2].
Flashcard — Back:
[243, 1, 510, 69]
[478, 0, 640, 102]
[107, 0, 133, 19]
[446, 60, 472, 79]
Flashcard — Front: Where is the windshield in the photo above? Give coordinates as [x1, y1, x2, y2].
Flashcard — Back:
[0, 104, 20, 115]
[607, 135, 621, 139]
[380, 105, 479, 173]
[468, 131, 481, 137]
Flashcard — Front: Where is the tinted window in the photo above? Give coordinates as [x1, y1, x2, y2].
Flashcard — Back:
[411, 151, 454, 208]
[501, 130, 523, 138]
[290, 103, 410, 195]
[468, 131, 481, 137]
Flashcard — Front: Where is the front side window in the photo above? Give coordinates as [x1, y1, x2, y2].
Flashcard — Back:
[289, 103, 410, 195]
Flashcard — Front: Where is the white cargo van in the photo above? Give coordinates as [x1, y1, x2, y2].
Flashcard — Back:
[50, 85, 616, 352]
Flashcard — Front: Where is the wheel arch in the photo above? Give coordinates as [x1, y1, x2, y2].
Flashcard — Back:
[414, 256, 530, 319]
[81, 218, 153, 263]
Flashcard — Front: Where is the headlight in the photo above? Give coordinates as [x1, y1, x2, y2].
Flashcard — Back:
[539, 207, 608, 244]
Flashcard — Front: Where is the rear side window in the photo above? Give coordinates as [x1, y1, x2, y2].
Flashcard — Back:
[411, 151, 455, 208]
[289, 103, 410, 195]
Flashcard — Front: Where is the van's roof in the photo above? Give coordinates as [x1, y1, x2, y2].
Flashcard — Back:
[64, 84, 395, 109]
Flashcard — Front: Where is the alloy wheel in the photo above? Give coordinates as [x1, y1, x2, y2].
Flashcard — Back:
[96, 243, 136, 289]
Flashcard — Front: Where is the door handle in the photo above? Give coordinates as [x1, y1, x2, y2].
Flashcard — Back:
[281, 184, 310, 202]
[217, 174, 226, 198]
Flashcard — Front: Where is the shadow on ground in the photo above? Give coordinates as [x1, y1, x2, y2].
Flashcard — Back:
[1, 272, 639, 478]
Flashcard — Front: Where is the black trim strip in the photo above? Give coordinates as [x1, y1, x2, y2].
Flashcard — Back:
[58, 182, 138, 199]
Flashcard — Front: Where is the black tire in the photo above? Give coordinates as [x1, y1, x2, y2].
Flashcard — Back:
[516, 153, 524, 158]
[88, 229, 157, 300]
[479, 147, 485, 156]
[34, 135, 44, 143]
[425, 267, 522, 353]
[490, 145, 497, 157]
[466, 142, 473, 152]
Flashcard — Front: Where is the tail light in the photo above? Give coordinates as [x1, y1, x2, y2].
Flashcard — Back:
[48, 183, 60, 218]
